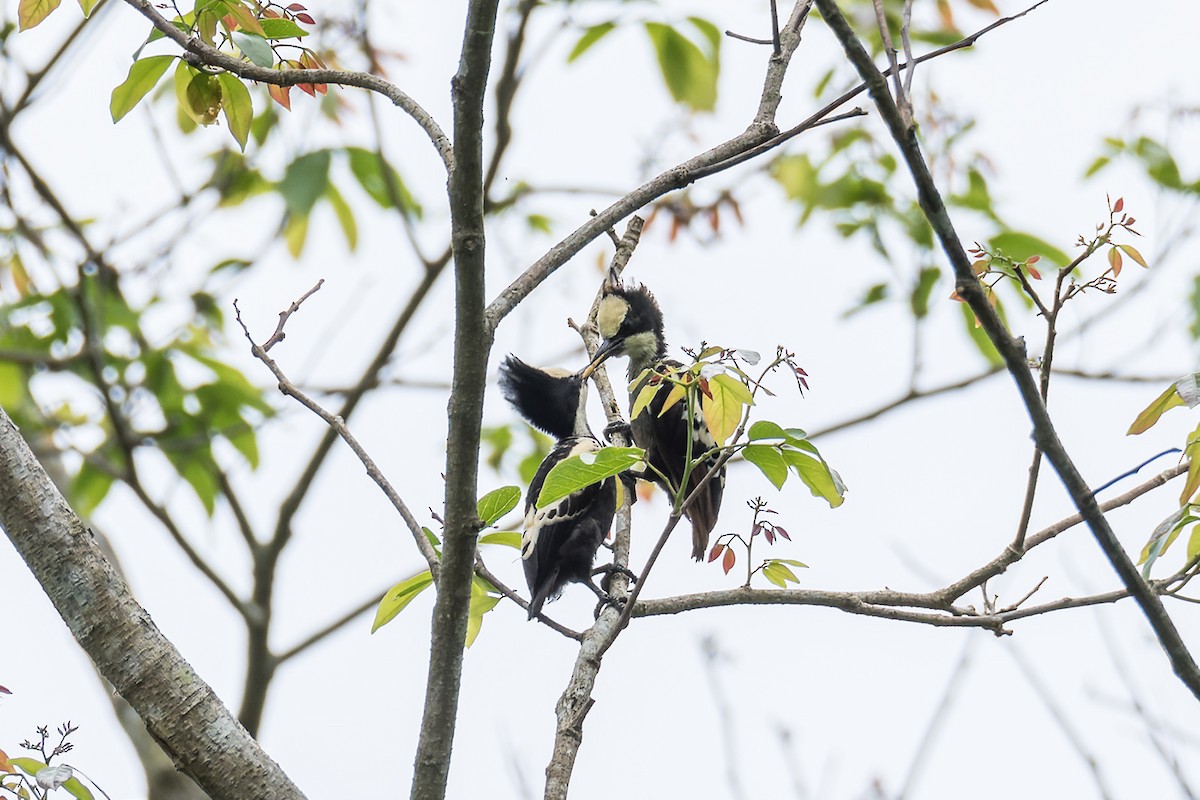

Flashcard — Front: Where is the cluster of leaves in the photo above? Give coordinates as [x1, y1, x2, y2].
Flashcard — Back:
[0, 722, 101, 800]
[372, 487, 523, 646]
[708, 498, 808, 588]
[1129, 373, 1200, 578]
[0, 270, 270, 516]
[569, 16, 720, 113]
[106, 1, 323, 150]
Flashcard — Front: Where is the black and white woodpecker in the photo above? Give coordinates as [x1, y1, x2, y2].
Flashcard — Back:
[498, 355, 619, 619]
[580, 282, 725, 561]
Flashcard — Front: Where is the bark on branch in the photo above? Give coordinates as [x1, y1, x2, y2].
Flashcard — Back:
[0, 407, 306, 800]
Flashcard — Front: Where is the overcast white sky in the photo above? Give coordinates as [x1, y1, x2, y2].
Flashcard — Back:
[4, 1, 1200, 798]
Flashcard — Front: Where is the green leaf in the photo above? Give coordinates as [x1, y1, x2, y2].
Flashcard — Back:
[959, 301, 1002, 367]
[61, 774, 95, 800]
[465, 581, 501, 648]
[1188, 525, 1200, 563]
[479, 531, 522, 549]
[184, 72, 223, 125]
[0, 362, 26, 406]
[259, 17, 308, 38]
[278, 150, 331, 215]
[9, 757, 47, 776]
[910, 266, 940, 319]
[537, 446, 643, 509]
[216, 72, 253, 150]
[72, 463, 114, 517]
[701, 373, 753, 445]
[657, 382, 687, 418]
[18, 0, 61, 29]
[743, 444, 788, 490]
[762, 563, 788, 588]
[111, 55, 176, 123]
[774, 558, 809, 568]
[782, 449, 846, 508]
[283, 212, 308, 257]
[568, 21, 616, 62]
[76, 0, 97, 16]
[1140, 508, 1188, 578]
[1083, 155, 1110, 178]
[630, 380, 658, 421]
[644, 22, 718, 112]
[1127, 382, 1187, 435]
[345, 147, 422, 218]
[372, 570, 434, 632]
[988, 231, 1070, 268]
[231, 31, 274, 67]
[324, 183, 358, 250]
[477, 485, 521, 525]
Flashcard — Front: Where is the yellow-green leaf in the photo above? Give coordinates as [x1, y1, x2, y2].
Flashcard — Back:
[76, 0, 98, 17]
[701, 373, 753, 445]
[284, 212, 308, 257]
[183, 72, 222, 125]
[1119, 244, 1149, 268]
[216, 72, 253, 150]
[477, 485, 520, 525]
[465, 579, 501, 648]
[479, 531, 522, 549]
[324, 183, 358, 251]
[742, 444, 787, 490]
[110, 55, 175, 123]
[223, 1, 264, 35]
[1127, 383, 1186, 435]
[0, 362, 26, 406]
[1108, 246, 1122, 277]
[18, 0, 61, 29]
[630, 380, 658, 421]
[657, 382, 686, 418]
[372, 571, 434, 633]
[537, 446, 643, 509]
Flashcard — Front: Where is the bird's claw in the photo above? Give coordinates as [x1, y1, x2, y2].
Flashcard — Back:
[604, 420, 633, 445]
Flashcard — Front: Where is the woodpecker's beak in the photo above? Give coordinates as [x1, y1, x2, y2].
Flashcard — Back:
[579, 337, 623, 380]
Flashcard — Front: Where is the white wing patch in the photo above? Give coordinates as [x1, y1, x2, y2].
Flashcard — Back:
[522, 438, 602, 559]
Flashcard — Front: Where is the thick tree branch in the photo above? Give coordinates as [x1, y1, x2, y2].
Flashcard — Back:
[409, 2, 500, 798]
[0, 407, 307, 800]
[814, 0, 1200, 700]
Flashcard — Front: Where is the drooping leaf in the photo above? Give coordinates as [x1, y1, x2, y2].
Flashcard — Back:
[657, 382, 687, 418]
[71, 463, 114, 517]
[643, 22, 717, 112]
[630, 380, 658, 421]
[743, 444, 787, 490]
[183, 72, 223, 125]
[283, 212, 308, 257]
[721, 546, 735, 575]
[465, 579, 501, 648]
[0, 362, 26, 406]
[537, 446, 643, 509]
[232, 31, 274, 67]
[18, 0, 61, 29]
[324, 183, 358, 250]
[477, 485, 521, 525]
[911, 266, 940, 319]
[216, 72, 253, 150]
[110, 55, 176, 123]
[479, 531, 522, 549]
[1127, 382, 1187, 435]
[782, 450, 846, 508]
[278, 149, 331, 215]
[345, 147, 422, 218]
[568, 21, 616, 62]
[372, 570, 434, 632]
[701, 373, 753, 445]
[1139, 508, 1189, 578]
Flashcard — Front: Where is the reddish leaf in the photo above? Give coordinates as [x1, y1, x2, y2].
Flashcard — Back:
[1113, 196, 1124, 213]
[775, 526, 791, 541]
[268, 82, 292, 110]
[0, 684, 10, 694]
[286, 2, 305, 9]
[1108, 246, 1123, 277]
[764, 529, 775, 544]
[297, 82, 316, 96]
[1025, 255, 1040, 265]
[1126, 217, 1136, 226]
[1026, 265, 1042, 280]
[0, 748, 10, 773]
[707, 543, 723, 563]
[698, 377, 713, 400]
[295, 12, 314, 24]
[721, 547, 736, 575]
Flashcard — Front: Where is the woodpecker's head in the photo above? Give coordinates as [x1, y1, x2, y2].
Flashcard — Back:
[581, 282, 666, 378]
[499, 355, 590, 440]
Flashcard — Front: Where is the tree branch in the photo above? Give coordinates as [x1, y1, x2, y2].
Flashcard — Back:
[0, 406, 307, 800]
[409, 2, 501, 798]
[814, 0, 1200, 700]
